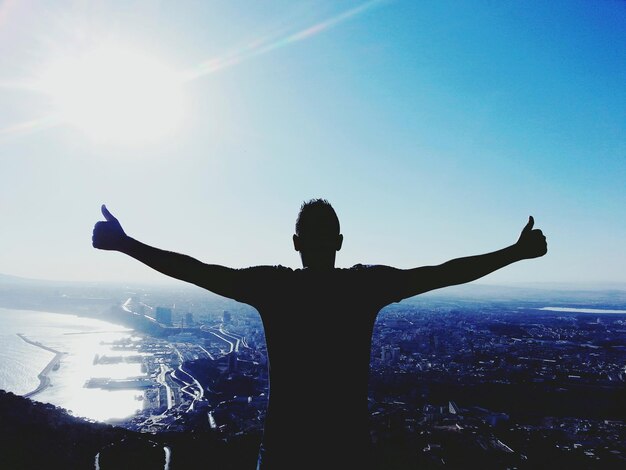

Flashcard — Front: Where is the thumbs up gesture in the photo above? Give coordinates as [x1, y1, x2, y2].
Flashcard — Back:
[92, 205, 128, 251]
[515, 216, 547, 259]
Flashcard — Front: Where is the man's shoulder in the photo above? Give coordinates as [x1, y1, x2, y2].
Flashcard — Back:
[238, 265, 294, 276]
[343, 264, 404, 282]
[348, 263, 399, 272]
[240, 264, 293, 271]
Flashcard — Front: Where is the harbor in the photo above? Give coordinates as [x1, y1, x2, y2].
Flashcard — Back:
[84, 377, 154, 390]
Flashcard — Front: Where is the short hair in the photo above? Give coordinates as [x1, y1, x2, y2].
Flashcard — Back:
[295, 199, 340, 237]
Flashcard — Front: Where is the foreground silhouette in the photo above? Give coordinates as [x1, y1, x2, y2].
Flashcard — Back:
[92, 199, 547, 469]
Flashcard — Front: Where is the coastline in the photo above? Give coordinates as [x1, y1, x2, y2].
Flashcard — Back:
[0, 310, 148, 422]
[17, 333, 66, 398]
[538, 307, 626, 314]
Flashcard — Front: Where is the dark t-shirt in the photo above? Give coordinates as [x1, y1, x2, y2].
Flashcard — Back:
[231, 264, 408, 469]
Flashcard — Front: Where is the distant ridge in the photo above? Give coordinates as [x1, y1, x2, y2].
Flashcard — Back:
[2, 272, 625, 300]
[0, 272, 99, 286]
[0, 272, 45, 284]
[406, 282, 626, 305]
[0, 272, 209, 290]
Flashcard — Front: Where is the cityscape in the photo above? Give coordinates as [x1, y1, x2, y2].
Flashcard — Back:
[0, 275, 624, 468]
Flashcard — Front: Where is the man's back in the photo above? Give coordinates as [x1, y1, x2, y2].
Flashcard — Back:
[232, 265, 406, 468]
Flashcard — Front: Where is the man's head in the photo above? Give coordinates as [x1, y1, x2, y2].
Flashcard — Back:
[293, 199, 343, 269]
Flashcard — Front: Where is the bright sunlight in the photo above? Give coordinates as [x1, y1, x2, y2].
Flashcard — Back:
[40, 44, 184, 145]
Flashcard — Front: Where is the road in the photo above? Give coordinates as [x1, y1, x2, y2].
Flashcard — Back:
[172, 346, 204, 411]
[156, 364, 174, 411]
[200, 325, 249, 354]
[122, 297, 157, 322]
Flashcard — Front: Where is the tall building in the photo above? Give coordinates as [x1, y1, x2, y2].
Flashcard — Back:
[228, 352, 238, 372]
[184, 312, 194, 327]
[223, 311, 231, 324]
[391, 347, 400, 363]
[155, 307, 172, 326]
[380, 345, 391, 362]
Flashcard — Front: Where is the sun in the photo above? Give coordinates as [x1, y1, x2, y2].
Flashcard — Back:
[40, 44, 184, 145]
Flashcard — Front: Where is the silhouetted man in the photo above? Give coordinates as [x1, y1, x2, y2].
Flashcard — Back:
[92, 199, 547, 469]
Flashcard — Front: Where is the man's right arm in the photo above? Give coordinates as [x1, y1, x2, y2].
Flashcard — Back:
[92, 205, 238, 298]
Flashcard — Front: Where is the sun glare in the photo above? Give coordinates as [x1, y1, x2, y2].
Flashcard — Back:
[40, 44, 184, 144]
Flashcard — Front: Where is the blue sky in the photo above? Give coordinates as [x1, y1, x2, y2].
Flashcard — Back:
[0, 0, 624, 285]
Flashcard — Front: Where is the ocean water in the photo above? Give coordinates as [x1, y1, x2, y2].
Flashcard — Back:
[0, 308, 146, 422]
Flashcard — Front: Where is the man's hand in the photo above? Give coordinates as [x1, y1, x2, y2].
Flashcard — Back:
[92, 205, 128, 251]
[515, 216, 547, 259]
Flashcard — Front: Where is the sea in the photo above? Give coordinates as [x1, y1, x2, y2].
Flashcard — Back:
[0, 307, 146, 422]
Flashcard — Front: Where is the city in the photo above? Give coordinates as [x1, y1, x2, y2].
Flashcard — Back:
[0, 277, 625, 468]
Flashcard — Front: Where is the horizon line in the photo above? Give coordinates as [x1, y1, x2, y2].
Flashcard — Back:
[1, 272, 625, 291]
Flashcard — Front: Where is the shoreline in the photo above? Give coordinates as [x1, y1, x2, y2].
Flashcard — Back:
[538, 307, 626, 314]
[17, 333, 66, 399]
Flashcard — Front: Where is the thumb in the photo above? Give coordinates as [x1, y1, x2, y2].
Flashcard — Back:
[101, 204, 118, 222]
[522, 215, 534, 234]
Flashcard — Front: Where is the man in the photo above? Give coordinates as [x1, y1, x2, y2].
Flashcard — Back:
[92, 199, 547, 469]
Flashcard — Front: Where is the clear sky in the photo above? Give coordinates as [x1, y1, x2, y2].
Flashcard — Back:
[0, 0, 624, 285]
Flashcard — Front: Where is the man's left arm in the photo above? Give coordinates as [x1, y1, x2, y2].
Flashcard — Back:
[401, 216, 547, 298]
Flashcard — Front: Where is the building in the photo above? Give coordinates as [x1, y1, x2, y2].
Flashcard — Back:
[380, 345, 391, 362]
[228, 352, 238, 372]
[391, 347, 401, 363]
[155, 307, 172, 326]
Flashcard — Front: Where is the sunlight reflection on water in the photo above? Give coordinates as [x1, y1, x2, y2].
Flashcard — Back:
[0, 308, 147, 422]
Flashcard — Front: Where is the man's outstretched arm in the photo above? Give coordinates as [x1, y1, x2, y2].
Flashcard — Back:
[403, 217, 547, 298]
[92, 205, 238, 298]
